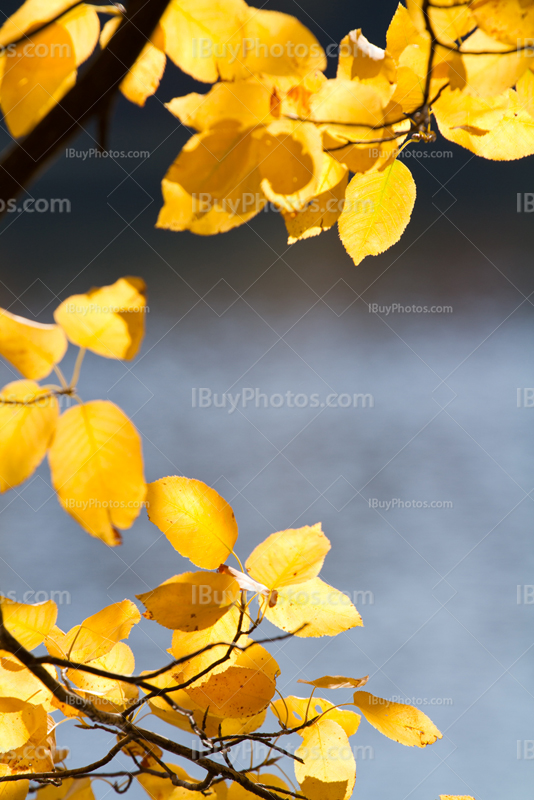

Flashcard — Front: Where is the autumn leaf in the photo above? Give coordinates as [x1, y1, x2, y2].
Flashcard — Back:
[170, 605, 242, 683]
[48, 400, 146, 545]
[0, 658, 57, 710]
[295, 719, 356, 800]
[434, 89, 534, 159]
[459, 29, 532, 96]
[1, 599, 57, 651]
[338, 159, 416, 267]
[271, 695, 360, 736]
[471, 0, 534, 46]
[283, 155, 348, 243]
[38, 778, 95, 800]
[66, 642, 138, 714]
[54, 277, 147, 360]
[137, 763, 217, 800]
[297, 675, 369, 690]
[45, 599, 141, 663]
[0, 699, 48, 754]
[0, 381, 58, 492]
[0, 310, 67, 380]
[137, 572, 240, 631]
[337, 29, 396, 105]
[227, 774, 290, 800]
[353, 690, 442, 747]
[264, 578, 362, 637]
[246, 523, 330, 589]
[0, 765, 29, 800]
[146, 477, 238, 569]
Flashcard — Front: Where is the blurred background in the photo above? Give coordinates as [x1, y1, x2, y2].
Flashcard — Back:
[0, 1, 533, 798]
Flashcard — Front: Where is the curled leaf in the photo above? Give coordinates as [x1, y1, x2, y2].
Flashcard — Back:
[298, 675, 369, 690]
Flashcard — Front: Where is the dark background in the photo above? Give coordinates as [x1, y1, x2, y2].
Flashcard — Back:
[0, 2, 533, 799]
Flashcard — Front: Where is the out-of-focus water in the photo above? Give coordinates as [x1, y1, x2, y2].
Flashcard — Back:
[0, 0, 533, 793]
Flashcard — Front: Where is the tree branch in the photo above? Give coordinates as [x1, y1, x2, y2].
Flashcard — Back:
[0, 0, 170, 211]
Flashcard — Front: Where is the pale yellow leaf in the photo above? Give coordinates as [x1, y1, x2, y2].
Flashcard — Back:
[38, 778, 95, 800]
[166, 79, 274, 132]
[146, 477, 238, 569]
[283, 155, 348, 243]
[121, 42, 166, 106]
[460, 28, 532, 96]
[0, 765, 29, 800]
[434, 88, 534, 159]
[308, 79, 384, 127]
[0, 658, 56, 709]
[272, 695, 360, 737]
[227, 774, 289, 800]
[0, 310, 67, 380]
[0, 0, 80, 46]
[57, 4, 100, 66]
[264, 577, 362, 637]
[337, 29, 396, 105]
[48, 401, 146, 545]
[338, 159, 416, 267]
[471, 0, 534, 45]
[386, 3, 425, 61]
[517, 67, 534, 117]
[157, 128, 264, 234]
[0, 380, 58, 492]
[0, 23, 76, 137]
[137, 572, 240, 631]
[246, 523, 330, 590]
[47, 599, 141, 663]
[1, 600, 57, 650]
[295, 719, 356, 800]
[54, 277, 147, 360]
[353, 690, 442, 747]
[298, 675, 369, 690]
[170, 605, 242, 683]
[432, 86, 509, 131]
[138, 763, 217, 800]
[0, 700, 47, 753]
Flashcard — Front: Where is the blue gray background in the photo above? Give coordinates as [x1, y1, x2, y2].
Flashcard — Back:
[0, 1, 533, 799]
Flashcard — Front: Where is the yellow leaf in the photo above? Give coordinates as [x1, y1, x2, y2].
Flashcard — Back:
[297, 675, 369, 690]
[338, 159, 416, 267]
[0, 381, 58, 492]
[0, 765, 29, 800]
[432, 86, 509, 131]
[183, 663, 275, 718]
[48, 599, 141, 663]
[138, 763, 217, 800]
[337, 29, 396, 104]
[353, 691, 442, 747]
[146, 477, 238, 569]
[460, 28, 532, 96]
[272, 695, 360, 737]
[38, 778, 95, 800]
[406, 0, 475, 47]
[137, 572, 240, 632]
[0, 700, 47, 753]
[283, 155, 348, 243]
[434, 88, 534, 159]
[440, 797, 476, 800]
[48, 400, 146, 545]
[264, 577, 362, 637]
[142, 667, 267, 737]
[471, 0, 534, 45]
[157, 128, 264, 234]
[0, 310, 67, 380]
[517, 67, 534, 117]
[166, 79, 274, 132]
[54, 277, 147, 360]
[0, 23, 76, 137]
[160, 0, 324, 83]
[121, 42, 167, 107]
[246, 523, 330, 590]
[227, 774, 289, 800]
[57, 4, 100, 66]
[0, 711, 55, 773]
[386, 3, 424, 61]
[256, 120, 324, 212]
[170, 605, 242, 682]
[68, 642, 138, 713]
[440, 796, 476, 800]
[295, 719, 356, 800]
[0, 658, 56, 709]
[308, 79, 384, 127]
[0, 1, 81, 45]
[1, 600, 57, 650]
